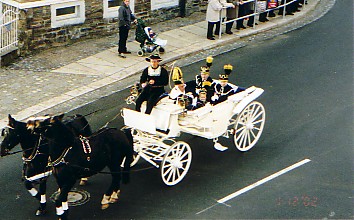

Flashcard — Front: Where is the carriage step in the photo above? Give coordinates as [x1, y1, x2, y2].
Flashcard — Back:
[214, 143, 228, 151]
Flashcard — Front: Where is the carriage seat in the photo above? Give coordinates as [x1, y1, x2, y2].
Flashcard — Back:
[178, 103, 213, 128]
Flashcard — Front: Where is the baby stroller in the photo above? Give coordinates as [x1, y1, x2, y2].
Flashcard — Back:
[135, 19, 167, 57]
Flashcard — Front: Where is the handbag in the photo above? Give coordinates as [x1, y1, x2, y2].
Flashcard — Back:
[268, 0, 278, 9]
[256, 1, 267, 12]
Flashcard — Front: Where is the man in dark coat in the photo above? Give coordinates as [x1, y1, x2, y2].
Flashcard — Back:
[118, 0, 137, 58]
[135, 54, 169, 114]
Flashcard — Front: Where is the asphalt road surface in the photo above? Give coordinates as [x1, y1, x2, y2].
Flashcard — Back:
[0, 0, 352, 219]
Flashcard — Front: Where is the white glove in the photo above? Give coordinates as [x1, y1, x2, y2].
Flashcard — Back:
[211, 95, 218, 102]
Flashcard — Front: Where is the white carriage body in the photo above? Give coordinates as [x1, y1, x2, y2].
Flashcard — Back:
[123, 85, 264, 139]
[122, 84, 265, 186]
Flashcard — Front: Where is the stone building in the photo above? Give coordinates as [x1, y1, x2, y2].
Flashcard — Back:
[0, 0, 206, 64]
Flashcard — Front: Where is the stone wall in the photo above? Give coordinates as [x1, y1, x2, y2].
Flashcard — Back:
[13, 0, 206, 56]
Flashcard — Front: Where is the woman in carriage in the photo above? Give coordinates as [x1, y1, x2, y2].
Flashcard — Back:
[135, 19, 167, 57]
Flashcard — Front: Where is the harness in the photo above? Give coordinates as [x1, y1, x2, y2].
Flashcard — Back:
[23, 135, 44, 162]
[80, 135, 92, 161]
[47, 146, 72, 167]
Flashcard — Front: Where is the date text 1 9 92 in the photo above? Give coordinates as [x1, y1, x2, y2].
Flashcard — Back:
[276, 195, 318, 207]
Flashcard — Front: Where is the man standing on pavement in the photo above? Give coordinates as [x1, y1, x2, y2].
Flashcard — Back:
[135, 54, 169, 114]
[118, 0, 137, 58]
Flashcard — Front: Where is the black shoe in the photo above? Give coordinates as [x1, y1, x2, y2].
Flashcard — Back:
[122, 51, 132, 54]
[240, 25, 247, 29]
[268, 13, 276, 17]
[118, 53, 126, 58]
[226, 31, 233, 35]
[207, 37, 215, 40]
[286, 12, 294, 15]
[247, 24, 253, 27]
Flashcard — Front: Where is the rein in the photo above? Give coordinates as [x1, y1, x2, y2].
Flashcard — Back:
[67, 163, 155, 174]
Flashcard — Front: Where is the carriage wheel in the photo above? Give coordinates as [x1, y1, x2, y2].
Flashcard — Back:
[158, 47, 165, 53]
[161, 141, 192, 186]
[234, 101, 265, 152]
[137, 50, 144, 57]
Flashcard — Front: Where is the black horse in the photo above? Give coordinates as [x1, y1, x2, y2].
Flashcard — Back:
[27, 114, 133, 220]
[0, 114, 92, 216]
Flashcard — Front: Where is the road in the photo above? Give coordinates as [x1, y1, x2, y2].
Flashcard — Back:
[0, 0, 352, 219]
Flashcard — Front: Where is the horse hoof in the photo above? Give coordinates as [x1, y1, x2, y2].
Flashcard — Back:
[36, 209, 46, 216]
[101, 203, 110, 210]
[79, 178, 88, 186]
[109, 198, 119, 204]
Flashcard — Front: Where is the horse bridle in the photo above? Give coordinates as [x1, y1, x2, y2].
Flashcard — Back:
[1, 125, 42, 160]
[22, 135, 45, 162]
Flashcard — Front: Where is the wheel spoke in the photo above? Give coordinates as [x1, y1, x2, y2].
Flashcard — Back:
[178, 145, 185, 157]
[252, 111, 263, 122]
[176, 167, 181, 178]
[252, 118, 264, 126]
[163, 166, 173, 177]
[166, 167, 174, 181]
[236, 125, 246, 134]
[251, 105, 261, 119]
[242, 130, 249, 148]
[236, 128, 246, 142]
[180, 158, 190, 163]
[238, 129, 246, 146]
[180, 151, 189, 159]
[250, 129, 257, 139]
[247, 129, 251, 146]
[172, 167, 176, 182]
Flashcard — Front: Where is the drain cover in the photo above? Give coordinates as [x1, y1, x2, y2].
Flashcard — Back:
[50, 188, 90, 206]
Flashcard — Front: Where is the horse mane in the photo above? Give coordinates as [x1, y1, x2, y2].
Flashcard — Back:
[64, 114, 92, 137]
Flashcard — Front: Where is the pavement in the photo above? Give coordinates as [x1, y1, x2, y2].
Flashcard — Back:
[0, 0, 321, 129]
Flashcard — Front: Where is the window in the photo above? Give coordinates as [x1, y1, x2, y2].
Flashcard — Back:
[108, 0, 120, 8]
[103, 0, 121, 19]
[56, 6, 75, 16]
[103, 0, 135, 19]
[51, 1, 85, 28]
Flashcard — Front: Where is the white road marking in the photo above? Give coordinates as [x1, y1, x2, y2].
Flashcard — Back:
[196, 158, 311, 215]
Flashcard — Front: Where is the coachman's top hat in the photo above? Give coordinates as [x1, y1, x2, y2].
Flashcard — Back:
[145, 54, 162, 62]
[219, 64, 233, 82]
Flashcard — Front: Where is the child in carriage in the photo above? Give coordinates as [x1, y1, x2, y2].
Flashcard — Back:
[211, 64, 245, 105]
[135, 19, 167, 57]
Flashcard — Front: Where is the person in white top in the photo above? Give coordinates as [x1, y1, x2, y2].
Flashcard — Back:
[206, 0, 235, 40]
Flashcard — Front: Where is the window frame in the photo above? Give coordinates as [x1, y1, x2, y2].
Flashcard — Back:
[51, 1, 85, 28]
[103, 0, 135, 19]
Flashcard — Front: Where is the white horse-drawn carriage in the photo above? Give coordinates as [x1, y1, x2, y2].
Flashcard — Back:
[122, 82, 266, 186]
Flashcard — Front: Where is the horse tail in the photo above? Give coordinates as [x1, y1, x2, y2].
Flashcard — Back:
[122, 128, 134, 184]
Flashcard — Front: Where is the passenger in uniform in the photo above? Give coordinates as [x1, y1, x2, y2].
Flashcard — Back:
[186, 88, 209, 111]
[211, 64, 245, 105]
[185, 56, 214, 101]
[135, 54, 169, 114]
